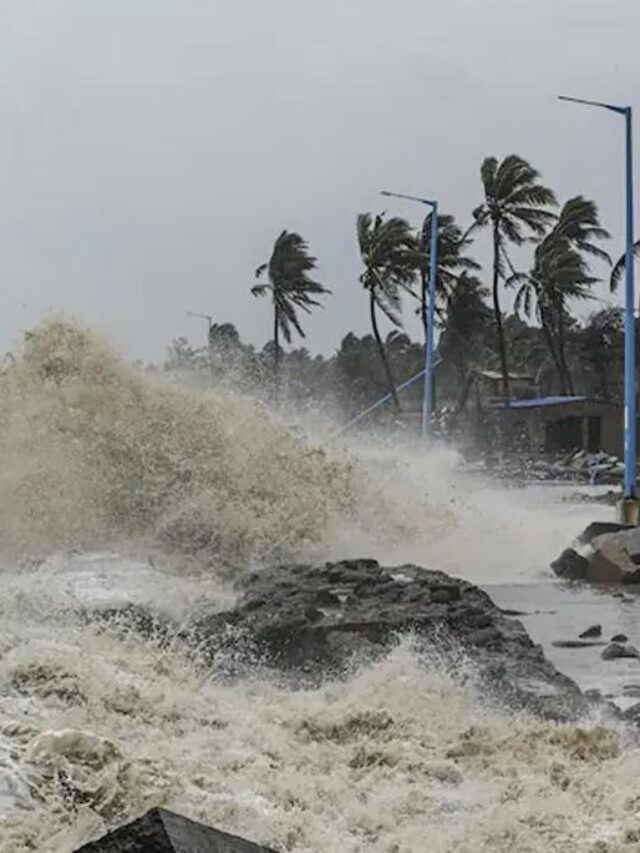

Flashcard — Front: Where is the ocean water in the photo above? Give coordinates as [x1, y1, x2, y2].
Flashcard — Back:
[0, 320, 638, 852]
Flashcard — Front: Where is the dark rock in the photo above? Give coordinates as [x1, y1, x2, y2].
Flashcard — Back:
[552, 640, 606, 649]
[579, 625, 602, 639]
[74, 807, 276, 851]
[550, 548, 588, 581]
[601, 643, 640, 661]
[551, 523, 640, 584]
[185, 559, 607, 721]
[587, 544, 640, 584]
[577, 522, 635, 545]
[612, 634, 629, 643]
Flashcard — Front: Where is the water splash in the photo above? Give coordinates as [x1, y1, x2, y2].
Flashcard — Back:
[0, 625, 636, 852]
[0, 319, 439, 565]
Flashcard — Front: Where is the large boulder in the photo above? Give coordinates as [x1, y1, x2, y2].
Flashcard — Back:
[551, 522, 640, 584]
[75, 807, 276, 851]
[186, 559, 603, 721]
[601, 642, 640, 661]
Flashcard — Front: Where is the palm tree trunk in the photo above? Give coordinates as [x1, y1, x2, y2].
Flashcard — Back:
[556, 301, 575, 395]
[420, 218, 429, 338]
[492, 225, 510, 402]
[369, 290, 401, 412]
[539, 306, 567, 394]
[273, 302, 281, 397]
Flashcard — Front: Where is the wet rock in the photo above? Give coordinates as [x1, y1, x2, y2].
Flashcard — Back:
[187, 559, 606, 722]
[74, 807, 276, 851]
[591, 525, 640, 558]
[601, 643, 640, 661]
[550, 548, 588, 581]
[573, 522, 634, 544]
[551, 522, 640, 584]
[552, 640, 606, 649]
[587, 543, 640, 584]
[579, 625, 602, 639]
[612, 634, 629, 643]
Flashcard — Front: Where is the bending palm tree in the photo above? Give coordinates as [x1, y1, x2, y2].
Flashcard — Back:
[610, 240, 640, 292]
[252, 231, 330, 386]
[417, 212, 480, 336]
[357, 212, 417, 411]
[547, 197, 610, 392]
[512, 197, 609, 393]
[473, 155, 557, 402]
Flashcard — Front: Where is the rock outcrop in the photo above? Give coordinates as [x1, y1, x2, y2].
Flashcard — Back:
[579, 625, 602, 639]
[601, 642, 640, 661]
[551, 522, 640, 584]
[75, 807, 276, 851]
[185, 559, 603, 721]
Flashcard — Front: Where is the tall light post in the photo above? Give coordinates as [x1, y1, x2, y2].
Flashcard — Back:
[559, 96, 637, 516]
[381, 190, 438, 436]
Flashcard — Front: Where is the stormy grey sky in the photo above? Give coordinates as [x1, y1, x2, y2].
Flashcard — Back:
[1, 0, 639, 361]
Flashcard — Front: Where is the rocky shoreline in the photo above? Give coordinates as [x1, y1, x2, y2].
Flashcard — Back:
[94, 558, 615, 724]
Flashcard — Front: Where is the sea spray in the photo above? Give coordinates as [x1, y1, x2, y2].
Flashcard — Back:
[0, 319, 439, 564]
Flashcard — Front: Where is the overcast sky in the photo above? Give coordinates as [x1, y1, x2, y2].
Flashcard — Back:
[1, 0, 639, 361]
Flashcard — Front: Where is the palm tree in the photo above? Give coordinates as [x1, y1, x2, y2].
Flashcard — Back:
[546, 197, 610, 392]
[417, 212, 480, 334]
[356, 212, 418, 411]
[473, 155, 557, 402]
[252, 231, 330, 384]
[609, 240, 640, 292]
[512, 197, 609, 393]
[439, 273, 492, 384]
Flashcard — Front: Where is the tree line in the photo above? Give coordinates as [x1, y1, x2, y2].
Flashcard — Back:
[165, 153, 640, 426]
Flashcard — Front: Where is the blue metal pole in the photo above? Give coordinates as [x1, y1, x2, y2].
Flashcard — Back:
[423, 201, 438, 436]
[624, 107, 636, 498]
[332, 366, 428, 438]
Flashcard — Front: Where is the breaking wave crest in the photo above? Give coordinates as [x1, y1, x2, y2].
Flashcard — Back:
[0, 319, 444, 565]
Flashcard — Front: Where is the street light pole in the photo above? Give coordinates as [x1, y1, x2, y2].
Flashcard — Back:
[625, 108, 636, 505]
[559, 96, 637, 513]
[381, 190, 438, 436]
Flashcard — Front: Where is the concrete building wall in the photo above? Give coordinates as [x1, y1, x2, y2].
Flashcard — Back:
[501, 402, 622, 457]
